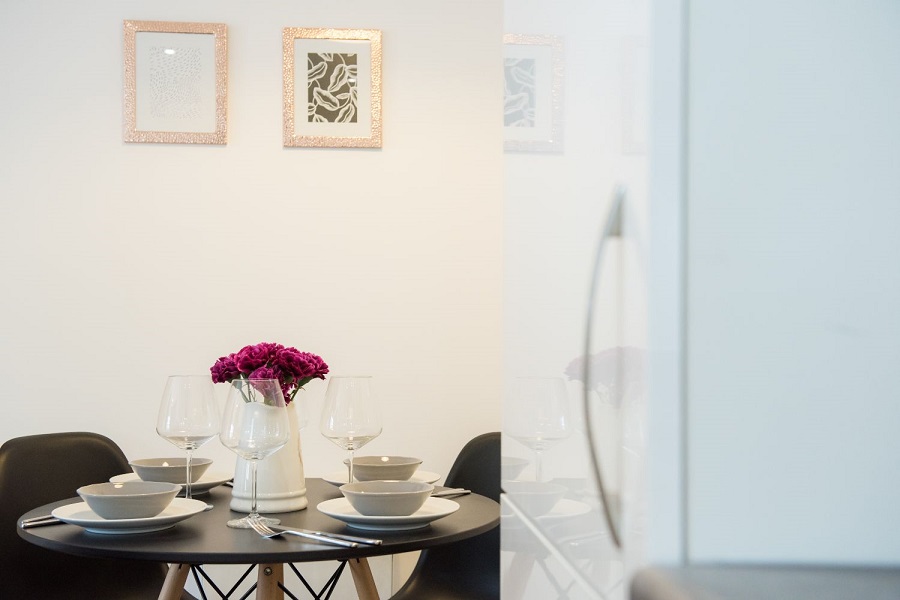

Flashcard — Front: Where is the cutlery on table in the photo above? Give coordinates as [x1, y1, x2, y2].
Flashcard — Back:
[249, 519, 363, 548]
[431, 488, 471, 498]
[20, 515, 61, 529]
[268, 524, 382, 546]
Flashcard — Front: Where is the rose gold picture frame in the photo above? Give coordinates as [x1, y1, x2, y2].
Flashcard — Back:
[283, 28, 383, 148]
[123, 20, 228, 145]
[503, 34, 564, 153]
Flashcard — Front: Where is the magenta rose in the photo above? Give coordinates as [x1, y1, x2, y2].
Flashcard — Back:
[210, 353, 241, 383]
[212, 342, 328, 404]
[248, 365, 280, 381]
[235, 342, 282, 373]
[275, 348, 329, 380]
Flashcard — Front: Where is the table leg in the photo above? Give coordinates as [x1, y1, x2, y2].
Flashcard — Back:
[159, 563, 190, 600]
[348, 557, 380, 600]
[257, 563, 285, 600]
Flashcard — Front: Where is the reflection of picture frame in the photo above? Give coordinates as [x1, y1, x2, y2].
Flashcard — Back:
[123, 20, 228, 145]
[283, 28, 383, 148]
[503, 34, 564, 153]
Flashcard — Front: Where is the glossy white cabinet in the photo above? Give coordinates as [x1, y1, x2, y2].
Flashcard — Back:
[503, 1, 900, 597]
[502, 0, 650, 597]
[683, 0, 900, 564]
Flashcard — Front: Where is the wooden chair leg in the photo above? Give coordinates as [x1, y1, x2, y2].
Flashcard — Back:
[348, 557, 380, 600]
[257, 563, 285, 600]
[158, 563, 190, 600]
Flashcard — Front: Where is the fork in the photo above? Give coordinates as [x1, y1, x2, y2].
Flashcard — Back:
[248, 519, 360, 548]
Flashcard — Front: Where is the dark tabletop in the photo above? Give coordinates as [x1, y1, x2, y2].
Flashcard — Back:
[17, 478, 499, 565]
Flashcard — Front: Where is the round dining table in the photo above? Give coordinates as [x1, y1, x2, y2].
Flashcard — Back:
[17, 477, 500, 600]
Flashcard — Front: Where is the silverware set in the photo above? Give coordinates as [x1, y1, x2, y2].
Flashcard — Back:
[248, 520, 382, 547]
[20, 515, 60, 529]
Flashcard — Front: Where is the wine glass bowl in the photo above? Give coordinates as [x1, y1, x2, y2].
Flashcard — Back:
[156, 375, 220, 500]
[319, 376, 383, 484]
[219, 378, 291, 528]
[504, 376, 572, 481]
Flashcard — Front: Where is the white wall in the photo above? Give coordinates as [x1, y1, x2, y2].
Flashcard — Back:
[0, 0, 503, 595]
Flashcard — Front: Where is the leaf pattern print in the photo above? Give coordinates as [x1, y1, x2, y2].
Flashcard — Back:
[504, 57, 536, 127]
[307, 52, 359, 123]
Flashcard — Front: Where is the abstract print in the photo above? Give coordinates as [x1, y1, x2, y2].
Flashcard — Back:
[504, 57, 536, 128]
[307, 52, 358, 124]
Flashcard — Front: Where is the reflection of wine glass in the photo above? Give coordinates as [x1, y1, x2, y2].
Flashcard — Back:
[505, 377, 572, 481]
[319, 376, 382, 484]
[219, 379, 291, 528]
[156, 375, 220, 500]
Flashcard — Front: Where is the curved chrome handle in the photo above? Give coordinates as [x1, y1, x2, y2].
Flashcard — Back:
[582, 184, 626, 549]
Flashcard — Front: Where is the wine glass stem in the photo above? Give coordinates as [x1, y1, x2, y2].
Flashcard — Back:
[534, 449, 544, 482]
[184, 449, 193, 500]
[250, 459, 259, 520]
[348, 449, 355, 483]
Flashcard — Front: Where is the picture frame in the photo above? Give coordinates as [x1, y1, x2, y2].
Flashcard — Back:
[123, 20, 228, 145]
[283, 28, 383, 149]
[503, 34, 564, 153]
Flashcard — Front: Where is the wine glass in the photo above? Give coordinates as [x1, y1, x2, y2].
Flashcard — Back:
[504, 376, 572, 481]
[156, 375, 220, 500]
[219, 379, 291, 528]
[319, 376, 382, 484]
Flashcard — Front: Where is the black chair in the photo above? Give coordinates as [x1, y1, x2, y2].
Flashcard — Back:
[0, 431, 195, 599]
[390, 432, 500, 600]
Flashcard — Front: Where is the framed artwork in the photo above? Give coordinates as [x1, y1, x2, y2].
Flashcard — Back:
[503, 34, 564, 153]
[123, 20, 228, 145]
[283, 28, 383, 148]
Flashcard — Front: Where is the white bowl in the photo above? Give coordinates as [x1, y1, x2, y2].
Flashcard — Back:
[340, 480, 434, 516]
[129, 457, 213, 484]
[345, 456, 423, 482]
[77, 481, 181, 520]
[502, 480, 567, 517]
[501, 456, 530, 480]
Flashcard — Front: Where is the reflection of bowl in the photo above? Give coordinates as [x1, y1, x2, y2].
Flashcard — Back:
[340, 480, 434, 516]
[502, 480, 566, 517]
[129, 457, 213, 484]
[501, 456, 529, 480]
[345, 456, 422, 482]
[77, 481, 181, 520]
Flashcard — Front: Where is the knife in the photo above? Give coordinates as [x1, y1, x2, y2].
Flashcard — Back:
[432, 488, 471, 498]
[269, 524, 382, 546]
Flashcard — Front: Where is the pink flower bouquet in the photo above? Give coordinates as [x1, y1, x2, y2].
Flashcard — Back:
[210, 342, 328, 404]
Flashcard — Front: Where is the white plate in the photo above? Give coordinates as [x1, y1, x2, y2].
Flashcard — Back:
[110, 472, 232, 496]
[536, 499, 592, 522]
[317, 497, 459, 531]
[501, 499, 592, 525]
[51, 498, 207, 535]
[323, 469, 441, 486]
